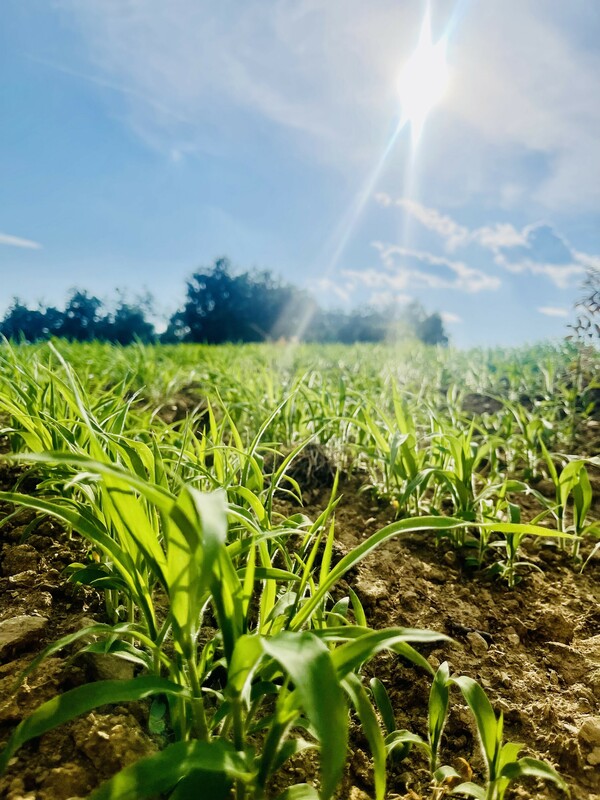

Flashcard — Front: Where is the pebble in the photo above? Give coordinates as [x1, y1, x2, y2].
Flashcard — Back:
[578, 717, 600, 766]
[0, 615, 48, 663]
[403, 590, 419, 611]
[467, 631, 489, 657]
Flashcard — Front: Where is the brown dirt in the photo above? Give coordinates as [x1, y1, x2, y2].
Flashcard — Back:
[0, 460, 598, 799]
[0, 463, 157, 800]
[286, 479, 600, 800]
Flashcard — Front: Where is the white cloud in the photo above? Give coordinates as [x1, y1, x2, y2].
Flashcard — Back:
[458, 4, 600, 209]
[538, 306, 569, 318]
[376, 195, 527, 251]
[380, 196, 595, 289]
[441, 311, 462, 324]
[494, 254, 584, 289]
[0, 232, 41, 249]
[333, 244, 500, 299]
[377, 195, 470, 250]
[373, 242, 501, 293]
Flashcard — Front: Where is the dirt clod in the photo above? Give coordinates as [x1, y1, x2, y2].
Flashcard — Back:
[0, 616, 48, 663]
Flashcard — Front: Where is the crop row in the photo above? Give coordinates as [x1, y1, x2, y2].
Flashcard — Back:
[0, 339, 597, 798]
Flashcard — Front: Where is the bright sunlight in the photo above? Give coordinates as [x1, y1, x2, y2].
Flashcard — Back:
[398, 7, 450, 142]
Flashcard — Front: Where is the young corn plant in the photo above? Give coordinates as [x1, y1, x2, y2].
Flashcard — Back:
[1, 456, 489, 800]
[369, 664, 568, 799]
[370, 661, 452, 779]
[540, 443, 598, 562]
[448, 676, 568, 800]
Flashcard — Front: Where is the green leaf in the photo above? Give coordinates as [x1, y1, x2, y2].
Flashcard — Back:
[168, 769, 233, 800]
[451, 676, 498, 775]
[263, 632, 348, 800]
[89, 739, 248, 800]
[0, 677, 189, 772]
[385, 729, 428, 756]
[290, 516, 469, 630]
[274, 785, 320, 800]
[332, 628, 444, 677]
[450, 782, 486, 799]
[225, 634, 264, 704]
[167, 487, 228, 657]
[344, 673, 387, 800]
[500, 756, 568, 793]
[434, 765, 462, 783]
[369, 677, 396, 736]
[348, 586, 367, 628]
[429, 661, 451, 771]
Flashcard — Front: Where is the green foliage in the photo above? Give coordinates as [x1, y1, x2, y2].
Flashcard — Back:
[0, 290, 156, 343]
[450, 676, 568, 799]
[0, 339, 593, 798]
[0, 258, 450, 345]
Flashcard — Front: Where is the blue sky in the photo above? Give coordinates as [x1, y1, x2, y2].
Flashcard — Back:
[1, 0, 600, 346]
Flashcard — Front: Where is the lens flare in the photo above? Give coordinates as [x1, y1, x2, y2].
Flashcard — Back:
[398, 7, 450, 143]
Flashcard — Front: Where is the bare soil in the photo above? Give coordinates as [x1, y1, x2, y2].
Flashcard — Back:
[0, 458, 598, 799]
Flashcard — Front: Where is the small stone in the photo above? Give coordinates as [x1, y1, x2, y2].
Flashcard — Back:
[71, 712, 157, 773]
[403, 590, 419, 611]
[82, 652, 135, 682]
[579, 717, 600, 747]
[425, 565, 447, 584]
[0, 615, 48, 662]
[506, 633, 520, 647]
[546, 642, 590, 685]
[467, 631, 489, 657]
[428, 653, 441, 670]
[534, 608, 575, 644]
[1, 544, 41, 576]
[354, 578, 388, 604]
[7, 570, 38, 588]
[578, 717, 600, 766]
[38, 763, 92, 799]
[348, 788, 370, 800]
[499, 671, 511, 688]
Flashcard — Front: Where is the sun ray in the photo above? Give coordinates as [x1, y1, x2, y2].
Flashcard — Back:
[398, 6, 450, 144]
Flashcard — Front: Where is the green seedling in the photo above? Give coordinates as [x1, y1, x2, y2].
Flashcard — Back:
[448, 676, 568, 800]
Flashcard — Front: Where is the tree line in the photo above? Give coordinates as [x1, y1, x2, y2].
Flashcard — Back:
[0, 258, 448, 346]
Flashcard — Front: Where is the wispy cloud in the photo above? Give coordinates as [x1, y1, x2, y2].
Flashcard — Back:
[54, 1, 600, 208]
[379, 195, 593, 289]
[373, 243, 501, 293]
[538, 306, 569, 318]
[328, 243, 500, 304]
[441, 311, 462, 324]
[0, 232, 41, 250]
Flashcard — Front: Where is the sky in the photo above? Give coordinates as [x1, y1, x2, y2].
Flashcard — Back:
[1, 0, 600, 346]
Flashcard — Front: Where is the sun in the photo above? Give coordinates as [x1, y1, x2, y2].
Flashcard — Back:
[398, 7, 449, 143]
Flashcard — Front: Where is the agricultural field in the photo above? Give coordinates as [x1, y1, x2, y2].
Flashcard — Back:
[0, 339, 598, 800]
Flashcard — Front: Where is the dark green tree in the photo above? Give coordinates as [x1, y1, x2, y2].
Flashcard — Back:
[0, 300, 62, 341]
[96, 292, 156, 344]
[57, 290, 102, 341]
[170, 258, 312, 343]
[401, 301, 448, 346]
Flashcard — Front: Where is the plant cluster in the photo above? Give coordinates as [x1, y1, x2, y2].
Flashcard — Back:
[0, 339, 593, 798]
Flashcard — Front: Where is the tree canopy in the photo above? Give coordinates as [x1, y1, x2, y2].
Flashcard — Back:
[0, 259, 449, 346]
